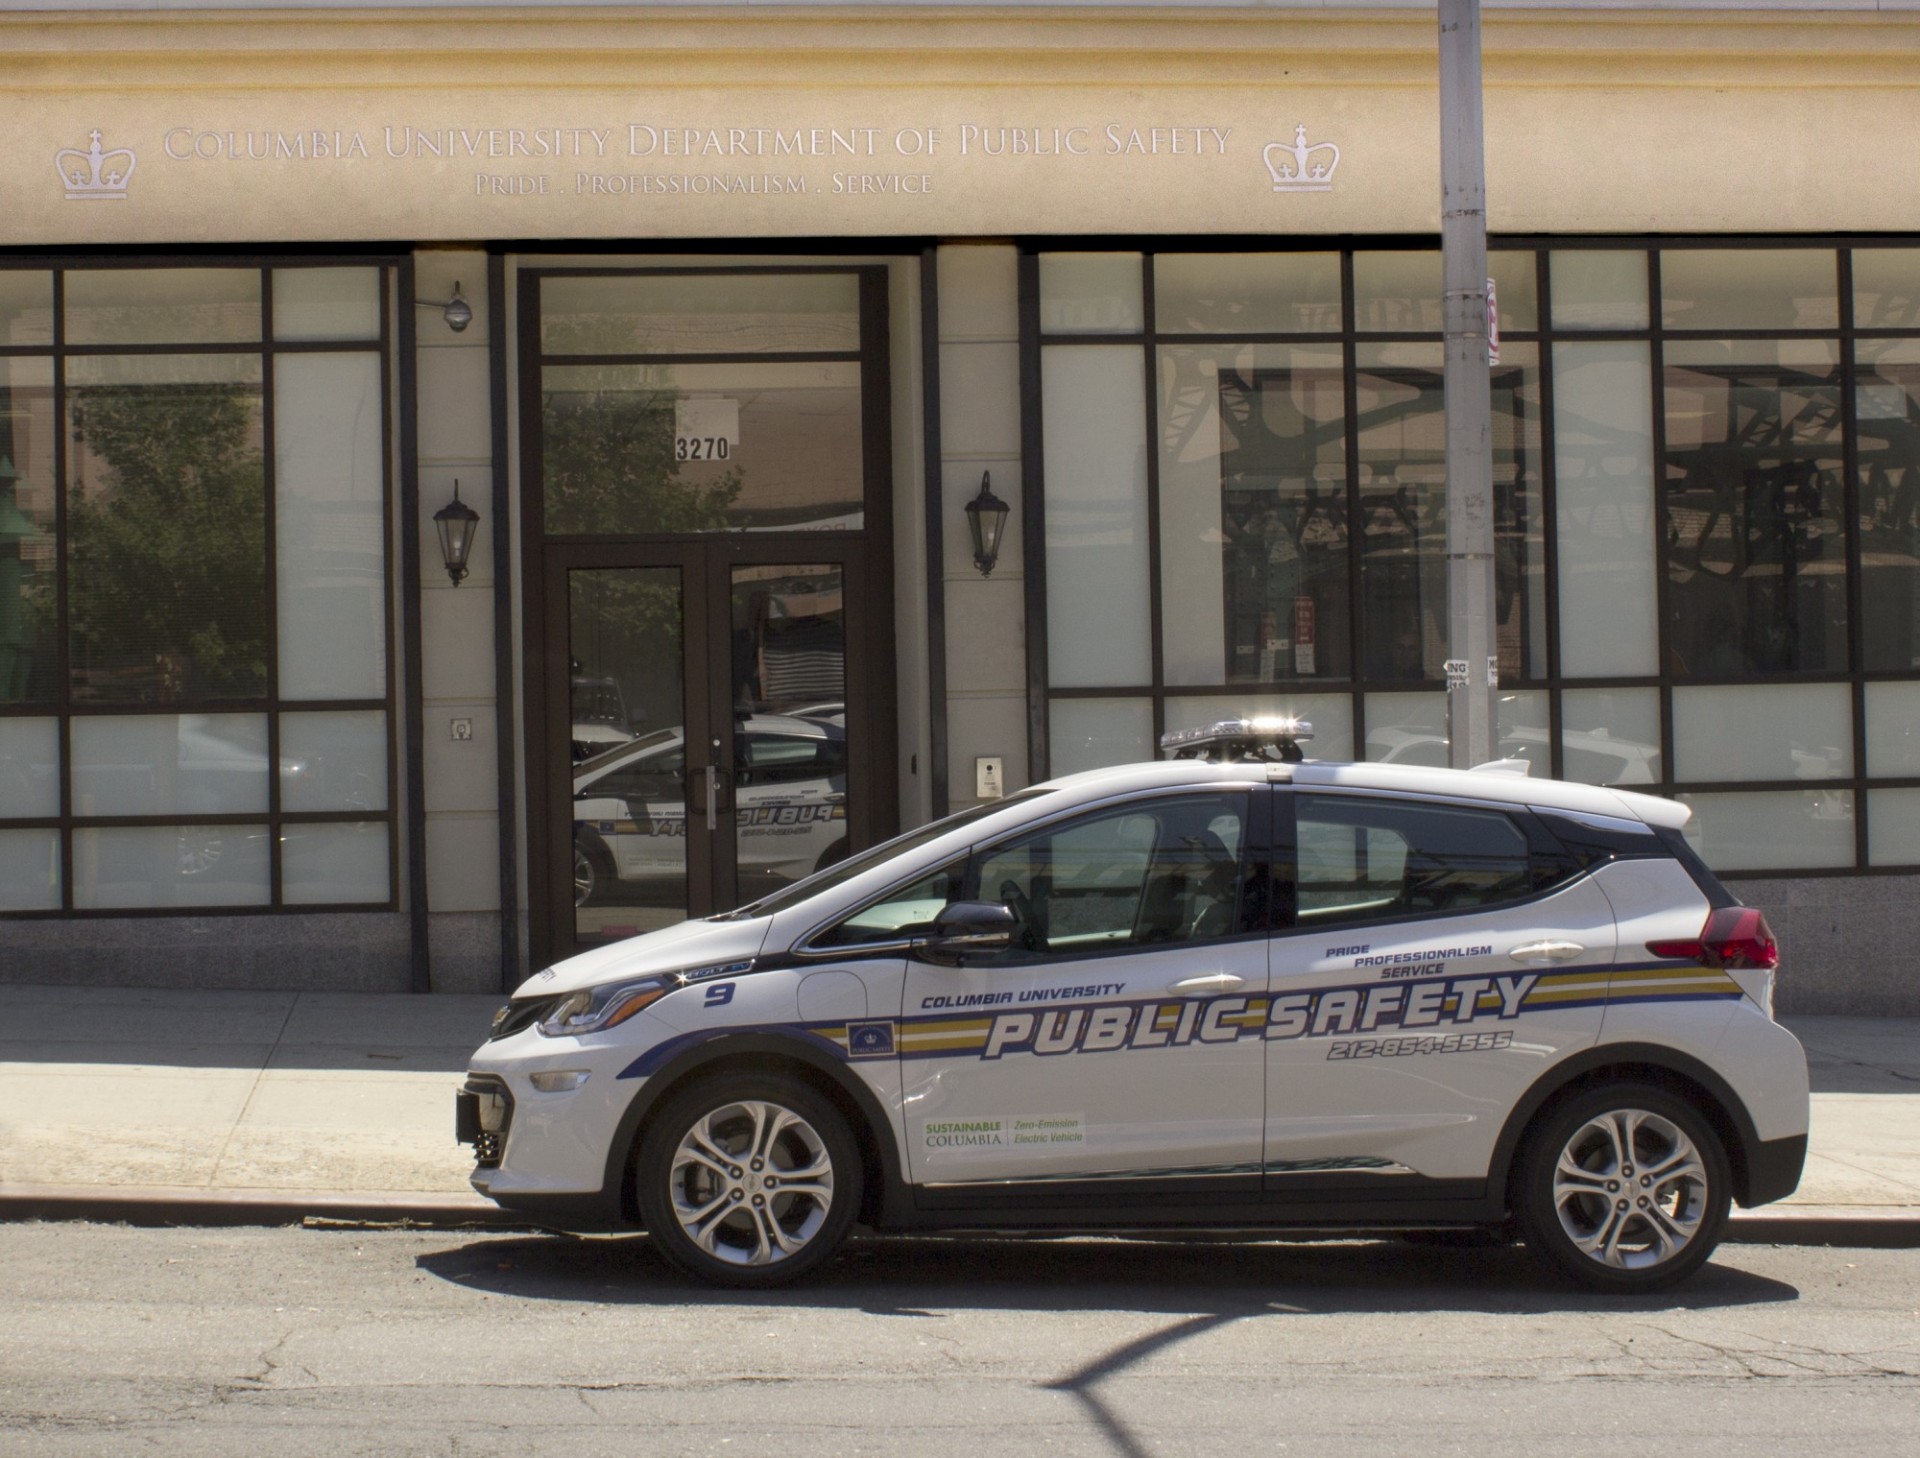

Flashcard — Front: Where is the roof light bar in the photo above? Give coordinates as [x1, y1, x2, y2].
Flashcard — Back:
[1159, 716, 1314, 764]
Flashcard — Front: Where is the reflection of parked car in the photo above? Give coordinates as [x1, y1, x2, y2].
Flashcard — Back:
[1368, 725, 1662, 786]
[571, 715, 848, 906]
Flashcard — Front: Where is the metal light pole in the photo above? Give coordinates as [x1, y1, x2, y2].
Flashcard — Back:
[1439, 0, 1498, 769]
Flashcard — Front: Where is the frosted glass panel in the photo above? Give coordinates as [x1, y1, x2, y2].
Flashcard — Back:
[1869, 790, 1920, 866]
[1496, 690, 1550, 775]
[280, 711, 388, 812]
[1153, 253, 1340, 334]
[542, 272, 860, 355]
[273, 268, 382, 342]
[1660, 249, 1837, 331]
[0, 829, 59, 910]
[0, 717, 58, 816]
[73, 824, 271, 908]
[1171, 693, 1355, 762]
[1353, 252, 1440, 332]
[1488, 251, 1539, 333]
[1679, 792, 1854, 871]
[1852, 250, 1920, 329]
[1550, 250, 1649, 330]
[71, 714, 270, 816]
[0, 271, 53, 347]
[1043, 346, 1150, 686]
[1050, 698, 1153, 777]
[65, 268, 261, 345]
[283, 822, 389, 904]
[1672, 684, 1850, 783]
[1865, 682, 1920, 777]
[275, 352, 387, 700]
[1364, 692, 1449, 766]
[1552, 342, 1658, 677]
[1039, 254, 1143, 334]
[1560, 688, 1663, 786]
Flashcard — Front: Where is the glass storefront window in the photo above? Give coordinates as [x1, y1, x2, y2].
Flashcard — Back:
[1044, 344, 1151, 688]
[1153, 253, 1341, 335]
[1662, 340, 1845, 676]
[1868, 789, 1920, 866]
[0, 258, 394, 916]
[64, 267, 262, 346]
[1552, 341, 1659, 677]
[1364, 691, 1449, 767]
[1550, 250, 1649, 331]
[1559, 688, 1663, 786]
[282, 822, 389, 905]
[1672, 683, 1850, 783]
[1660, 249, 1838, 331]
[1050, 697, 1154, 776]
[1039, 253, 1143, 335]
[542, 272, 861, 355]
[1865, 682, 1920, 777]
[0, 272, 53, 348]
[1852, 339, 1920, 670]
[1679, 791, 1854, 871]
[64, 353, 268, 703]
[1354, 342, 1545, 682]
[1158, 343, 1347, 686]
[1853, 251, 1920, 330]
[273, 267, 383, 343]
[543, 361, 865, 534]
[0, 356, 57, 704]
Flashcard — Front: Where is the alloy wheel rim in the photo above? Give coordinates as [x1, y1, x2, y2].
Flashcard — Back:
[1551, 1108, 1709, 1270]
[668, 1099, 834, 1267]
[573, 847, 593, 906]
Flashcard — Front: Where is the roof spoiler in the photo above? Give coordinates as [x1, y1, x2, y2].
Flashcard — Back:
[1470, 758, 1531, 776]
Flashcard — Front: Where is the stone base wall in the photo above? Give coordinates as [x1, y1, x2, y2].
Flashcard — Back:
[1742, 875, 1920, 1017]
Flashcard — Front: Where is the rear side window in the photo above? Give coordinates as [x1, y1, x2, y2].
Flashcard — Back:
[1292, 794, 1536, 926]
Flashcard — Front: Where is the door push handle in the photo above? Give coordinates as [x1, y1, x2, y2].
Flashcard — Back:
[705, 766, 719, 833]
[1510, 940, 1585, 965]
[1168, 972, 1246, 993]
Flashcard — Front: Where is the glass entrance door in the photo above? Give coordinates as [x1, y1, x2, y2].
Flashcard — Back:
[548, 542, 867, 954]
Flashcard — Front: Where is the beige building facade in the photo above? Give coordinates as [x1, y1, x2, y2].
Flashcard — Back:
[3, 3, 1919, 1012]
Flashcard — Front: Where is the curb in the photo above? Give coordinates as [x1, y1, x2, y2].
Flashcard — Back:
[0, 1184, 527, 1230]
[1726, 1206, 1920, 1248]
[6, 1184, 1918, 1246]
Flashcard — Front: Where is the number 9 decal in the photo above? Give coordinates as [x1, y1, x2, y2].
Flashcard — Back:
[703, 983, 735, 1007]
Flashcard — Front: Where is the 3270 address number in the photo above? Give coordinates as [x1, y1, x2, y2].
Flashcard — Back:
[675, 436, 732, 461]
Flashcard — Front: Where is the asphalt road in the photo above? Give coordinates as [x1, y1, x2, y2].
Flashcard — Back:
[2, 1224, 1916, 1457]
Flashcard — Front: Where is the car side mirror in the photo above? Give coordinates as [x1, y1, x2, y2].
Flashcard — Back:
[914, 901, 1016, 965]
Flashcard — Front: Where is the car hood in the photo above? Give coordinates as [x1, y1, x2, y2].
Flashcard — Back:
[513, 916, 773, 998]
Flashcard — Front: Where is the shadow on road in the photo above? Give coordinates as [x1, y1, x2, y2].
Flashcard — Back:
[414, 1229, 1799, 1317]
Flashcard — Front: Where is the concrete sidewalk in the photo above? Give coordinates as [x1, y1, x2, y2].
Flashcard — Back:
[0, 984, 1914, 1242]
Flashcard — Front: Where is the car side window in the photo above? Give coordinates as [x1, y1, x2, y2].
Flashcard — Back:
[973, 793, 1250, 959]
[1294, 794, 1533, 926]
[737, 732, 845, 789]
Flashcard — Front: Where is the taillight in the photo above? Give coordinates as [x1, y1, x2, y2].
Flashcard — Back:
[1647, 906, 1779, 970]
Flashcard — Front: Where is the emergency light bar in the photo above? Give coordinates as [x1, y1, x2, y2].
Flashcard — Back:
[1159, 716, 1314, 764]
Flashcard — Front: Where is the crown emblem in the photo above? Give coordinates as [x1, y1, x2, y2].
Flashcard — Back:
[1263, 124, 1339, 193]
[55, 130, 136, 201]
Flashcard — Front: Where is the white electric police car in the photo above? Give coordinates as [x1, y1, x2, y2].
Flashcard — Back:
[459, 717, 1808, 1292]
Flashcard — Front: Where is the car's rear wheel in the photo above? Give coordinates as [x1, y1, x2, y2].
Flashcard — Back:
[635, 1075, 860, 1287]
[573, 838, 612, 907]
[1515, 1083, 1731, 1293]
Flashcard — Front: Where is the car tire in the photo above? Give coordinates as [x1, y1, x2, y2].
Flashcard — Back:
[635, 1074, 861, 1288]
[1514, 1083, 1731, 1294]
[573, 838, 612, 908]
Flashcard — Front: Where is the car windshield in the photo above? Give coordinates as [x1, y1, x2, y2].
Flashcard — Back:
[574, 729, 680, 779]
[715, 789, 1054, 920]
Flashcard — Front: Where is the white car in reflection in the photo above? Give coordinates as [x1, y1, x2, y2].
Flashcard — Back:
[572, 715, 848, 906]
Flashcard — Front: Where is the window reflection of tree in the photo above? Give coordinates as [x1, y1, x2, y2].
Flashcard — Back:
[1190, 361, 1540, 685]
[1854, 365, 1920, 670]
[1662, 362, 1844, 676]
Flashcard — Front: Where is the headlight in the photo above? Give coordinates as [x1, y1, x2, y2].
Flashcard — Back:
[536, 976, 674, 1037]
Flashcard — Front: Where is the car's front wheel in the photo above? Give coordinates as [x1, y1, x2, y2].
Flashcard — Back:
[1515, 1083, 1731, 1293]
[635, 1075, 861, 1287]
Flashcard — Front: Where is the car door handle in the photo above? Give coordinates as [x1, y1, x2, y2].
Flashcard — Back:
[1168, 972, 1246, 993]
[1509, 940, 1586, 965]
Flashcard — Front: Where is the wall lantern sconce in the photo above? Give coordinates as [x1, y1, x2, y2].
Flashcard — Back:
[417, 281, 473, 333]
[964, 471, 1011, 577]
[433, 480, 481, 586]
